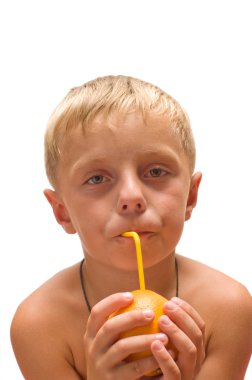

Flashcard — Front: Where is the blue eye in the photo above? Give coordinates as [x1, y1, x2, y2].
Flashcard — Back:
[149, 168, 166, 177]
[87, 175, 105, 184]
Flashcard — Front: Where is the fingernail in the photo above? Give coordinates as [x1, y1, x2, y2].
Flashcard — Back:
[160, 315, 172, 326]
[152, 340, 164, 352]
[155, 333, 167, 343]
[171, 297, 181, 305]
[165, 301, 178, 311]
[142, 309, 154, 319]
[123, 292, 133, 300]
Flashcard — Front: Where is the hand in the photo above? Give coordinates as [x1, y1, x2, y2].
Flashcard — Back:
[150, 297, 205, 380]
[83, 292, 169, 380]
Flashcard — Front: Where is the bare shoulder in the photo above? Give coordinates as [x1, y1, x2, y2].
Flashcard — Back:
[178, 254, 251, 310]
[178, 255, 250, 297]
[11, 262, 82, 328]
[178, 255, 252, 378]
[177, 254, 251, 325]
[10, 262, 86, 379]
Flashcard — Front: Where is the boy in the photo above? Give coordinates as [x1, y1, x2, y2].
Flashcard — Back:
[11, 75, 251, 379]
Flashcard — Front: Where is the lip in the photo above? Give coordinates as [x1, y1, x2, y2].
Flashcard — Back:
[108, 223, 159, 239]
[132, 231, 152, 236]
[116, 231, 154, 239]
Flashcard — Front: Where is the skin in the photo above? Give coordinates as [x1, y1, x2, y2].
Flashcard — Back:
[11, 111, 252, 379]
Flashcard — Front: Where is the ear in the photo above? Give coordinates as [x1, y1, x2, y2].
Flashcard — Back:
[185, 172, 202, 221]
[44, 189, 76, 234]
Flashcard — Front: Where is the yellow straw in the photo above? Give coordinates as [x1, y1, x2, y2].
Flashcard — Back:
[122, 232, 146, 290]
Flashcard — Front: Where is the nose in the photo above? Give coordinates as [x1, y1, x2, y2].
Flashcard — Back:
[117, 175, 147, 215]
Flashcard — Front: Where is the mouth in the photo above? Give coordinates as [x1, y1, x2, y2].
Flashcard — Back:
[117, 231, 154, 239]
[133, 231, 152, 237]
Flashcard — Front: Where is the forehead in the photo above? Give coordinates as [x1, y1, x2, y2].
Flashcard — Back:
[58, 111, 188, 172]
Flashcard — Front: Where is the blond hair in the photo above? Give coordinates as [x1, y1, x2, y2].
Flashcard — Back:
[45, 75, 196, 187]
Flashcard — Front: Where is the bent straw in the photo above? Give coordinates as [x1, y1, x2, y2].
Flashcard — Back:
[121, 232, 146, 291]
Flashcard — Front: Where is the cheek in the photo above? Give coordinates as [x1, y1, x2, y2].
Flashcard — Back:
[157, 189, 188, 216]
[73, 204, 109, 249]
[157, 192, 188, 238]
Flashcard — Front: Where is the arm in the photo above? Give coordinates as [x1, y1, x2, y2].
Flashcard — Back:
[84, 292, 170, 379]
[10, 302, 82, 380]
[11, 292, 168, 380]
[196, 284, 252, 380]
[156, 285, 251, 380]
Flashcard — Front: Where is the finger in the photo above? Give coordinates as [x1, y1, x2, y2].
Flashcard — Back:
[164, 300, 203, 345]
[151, 340, 180, 379]
[117, 354, 163, 380]
[170, 298, 205, 334]
[164, 300, 205, 368]
[171, 297, 206, 365]
[86, 292, 134, 338]
[159, 315, 197, 376]
[93, 308, 155, 351]
[106, 333, 168, 365]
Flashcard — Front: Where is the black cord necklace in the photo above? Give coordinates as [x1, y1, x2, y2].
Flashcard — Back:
[79, 257, 179, 313]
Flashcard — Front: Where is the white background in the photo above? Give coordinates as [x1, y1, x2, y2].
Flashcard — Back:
[0, 1, 251, 378]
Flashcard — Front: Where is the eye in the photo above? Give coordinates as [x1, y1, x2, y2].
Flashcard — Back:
[87, 175, 106, 184]
[148, 167, 167, 177]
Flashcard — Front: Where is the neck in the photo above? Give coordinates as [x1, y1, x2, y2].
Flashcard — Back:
[82, 252, 178, 308]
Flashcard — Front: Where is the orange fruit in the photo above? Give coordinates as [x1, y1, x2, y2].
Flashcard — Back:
[111, 289, 171, 377]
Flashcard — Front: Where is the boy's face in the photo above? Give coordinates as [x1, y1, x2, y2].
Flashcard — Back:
[46, 112, 201, 270]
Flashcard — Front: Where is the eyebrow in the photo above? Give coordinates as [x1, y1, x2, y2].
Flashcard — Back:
[69, 145, 182, 177]
[139, 146, 181, 164]
[70, 156, 109, 175]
